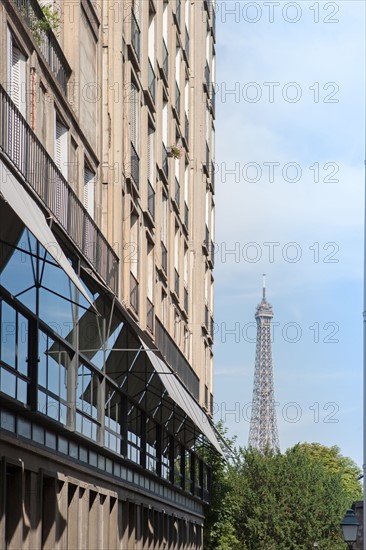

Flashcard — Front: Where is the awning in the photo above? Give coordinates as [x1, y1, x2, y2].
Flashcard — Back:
[139, 338, 223, 455]
[0, 161, 94, 309]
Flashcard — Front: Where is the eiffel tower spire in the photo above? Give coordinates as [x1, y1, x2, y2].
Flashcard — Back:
[248, 276, 280, 451]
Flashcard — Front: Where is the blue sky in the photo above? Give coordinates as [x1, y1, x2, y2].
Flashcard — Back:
[213, 1, 365, 466]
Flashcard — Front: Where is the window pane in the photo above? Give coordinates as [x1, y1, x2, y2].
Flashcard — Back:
[1, 302, 16, 368]
[17, 314, 28, 375]
[1, 367, 16, 397]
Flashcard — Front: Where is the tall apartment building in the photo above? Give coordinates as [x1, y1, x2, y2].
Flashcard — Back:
[0, 0, 218, 548]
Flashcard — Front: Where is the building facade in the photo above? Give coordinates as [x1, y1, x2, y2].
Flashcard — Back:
[0, 0, 218, 548]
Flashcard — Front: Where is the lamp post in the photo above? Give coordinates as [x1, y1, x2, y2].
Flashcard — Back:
[340, 508, 360, 550]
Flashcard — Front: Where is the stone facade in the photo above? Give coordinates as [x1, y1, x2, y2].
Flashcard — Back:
[0, 0, 218, 548]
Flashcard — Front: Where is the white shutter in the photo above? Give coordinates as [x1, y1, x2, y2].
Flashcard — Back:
[55, 117, 68, 179]
[84, 167, 95, 219]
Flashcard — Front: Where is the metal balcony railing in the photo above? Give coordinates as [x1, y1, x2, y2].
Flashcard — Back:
[155, 318, 199, 399]
[161, 242, 168, 274]
[130, 272, 139, 314]
[184, 113, 189, 146]
[175, 178, 180, 209]
[205, 305, 209, 330]
[175, 82, 181, 119]
[147, 180, 155, 219]
[184, 285, 188, 314]
[131, 10, 140, 61]
[185, 26, 190, 62]
[130, 142, 140, 189]
[15, 0, 71, 94]
[206, 141, 210, 168]
[210, 314, 214, 339]
[148, 58, 156, 103]
[147, 297, 154, 333]
[162, 39, 169, 81]
[0, 84, 118, 292]
[162, 143, 168, 180]
[174, 269, 180, 297]
[184, 202, 189, 228]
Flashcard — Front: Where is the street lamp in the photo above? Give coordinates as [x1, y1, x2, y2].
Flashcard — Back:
[340, 509, 360, 549]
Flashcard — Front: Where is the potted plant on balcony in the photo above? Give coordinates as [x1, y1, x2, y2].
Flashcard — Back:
[167, 145, 184, 160]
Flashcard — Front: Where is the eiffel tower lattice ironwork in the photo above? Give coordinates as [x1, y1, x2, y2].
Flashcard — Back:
[248, 275, 280, 451]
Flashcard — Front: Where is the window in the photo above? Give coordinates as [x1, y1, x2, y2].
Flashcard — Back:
[76, 363, 99, 441]
[161, 192, 168, 245]
[146, 417, 157, 474]
[130, 82, 139, 150]
[105, 385, 123, 453]
[0, 301, 29, 403]
[55, 115, 68, 179]
[38, 331, 71, 425]
[128, 405, 142, 464]
[83, 165, 95, 218]
[7, 29, 26, 116]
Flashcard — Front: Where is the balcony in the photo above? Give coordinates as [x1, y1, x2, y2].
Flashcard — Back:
[130, 272, 139, 314]
[174, 269, 180, 298]
[161, 242, 168, 274]
[203, 142, 210, 176]
[15, 0, 71, 94]
[204, 62, 211, 91]
[0, 84, 118, 292]
[146, 297, 154, 333]
[210, 240, 215, 268]
[203, 225, 209, 255]
[184, 202, 189, 230]
[210, 161, 215, 193]
[184, 285, 188, 314]
[147, 180, 155, 220]
[211, 6, 216, 39]
[210, 314, 215, 340]
[162, 39, 169, 84]
[155, 318, 199, 399]
[130, 142, 140, 190]
[174, 82, 181, 120]
[174, 178, 180, 210]
[210, 89, 216, 118]
[130, 10, 140, 64]
[147, 58, 156, 106]
[183, 112, 189, 148]
[162, 143, 169, 182]
[184, 26, 190, 63]
[205, 305, 209, 331]
[174, 0, 181, 30]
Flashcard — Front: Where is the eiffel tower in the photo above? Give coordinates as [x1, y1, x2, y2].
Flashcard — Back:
[248, 275, 280, 451]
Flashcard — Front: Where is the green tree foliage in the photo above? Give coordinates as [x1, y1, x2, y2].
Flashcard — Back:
[299, 442, 362, 501]
[205, 431, 361, 550]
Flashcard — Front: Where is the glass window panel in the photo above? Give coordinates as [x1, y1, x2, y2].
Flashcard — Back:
[46, 397, 60, 421]
[47, 338, 60, 396]
[58, 436, 68, 454]
[37, 390, 47, 415]
[1, 367, 16, 398]
[0, 409, 15, 431]
[45, 431, 57, 449]
[33, 424, 45, 444]
[17, 314, 28, 376]
[38, 255, 74, 330]
[1, 302, 16, 368]
[79, 446, 88, 463]
[0, 230, 37, 312]
[17, 378, 27, 404]
[69, 441, 78, 459]
[89, 450, 98, 467]
[60, 403, 67, 425]
[38, 332, 47, 388]
[18, 417, 31, 438]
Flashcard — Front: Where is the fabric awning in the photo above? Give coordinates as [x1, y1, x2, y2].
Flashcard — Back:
[139, 338, 223, 455]
[0, 161, 94, 308]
